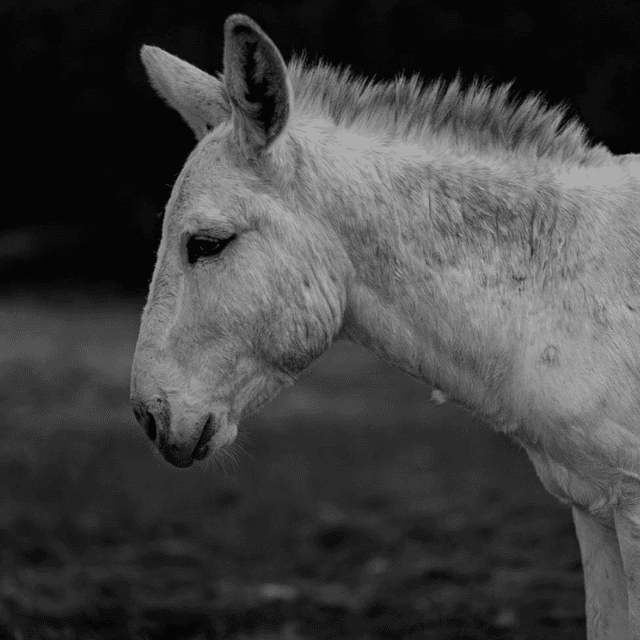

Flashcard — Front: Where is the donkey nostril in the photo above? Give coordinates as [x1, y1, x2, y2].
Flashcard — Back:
[133, 405, 157, 442]
[144, 412, 157, 441]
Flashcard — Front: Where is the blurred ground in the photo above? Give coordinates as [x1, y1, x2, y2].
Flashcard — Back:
[0, 295, 584, 639]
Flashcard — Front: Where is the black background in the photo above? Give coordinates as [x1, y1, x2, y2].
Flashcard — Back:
[4, 0, 639, 293]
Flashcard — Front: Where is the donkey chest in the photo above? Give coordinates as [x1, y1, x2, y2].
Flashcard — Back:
[517, 438, 618, 525]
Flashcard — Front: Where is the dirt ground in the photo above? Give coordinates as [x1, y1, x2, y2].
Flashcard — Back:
[0, 295, 585, 639]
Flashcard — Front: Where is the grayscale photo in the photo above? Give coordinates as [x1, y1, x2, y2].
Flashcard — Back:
[2, 2, 639, 638]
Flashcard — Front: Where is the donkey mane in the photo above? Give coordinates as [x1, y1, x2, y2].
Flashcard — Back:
[284, 56, 610, 166]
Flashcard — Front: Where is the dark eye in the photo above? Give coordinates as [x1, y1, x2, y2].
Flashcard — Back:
[187, 235, 234, 264]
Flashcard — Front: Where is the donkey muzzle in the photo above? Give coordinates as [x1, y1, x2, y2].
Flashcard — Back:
[131, 393, 222, 468]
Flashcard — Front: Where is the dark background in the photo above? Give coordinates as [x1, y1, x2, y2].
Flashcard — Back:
[1, 2, 637, 638]
[3, 0, 640, 293]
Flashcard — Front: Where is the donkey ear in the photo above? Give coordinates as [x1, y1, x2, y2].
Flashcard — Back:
[140, 45, 230, 140]
[223, 14, 292, 155]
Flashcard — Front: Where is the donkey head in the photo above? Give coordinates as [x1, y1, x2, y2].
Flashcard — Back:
[131, 15, 350, 467]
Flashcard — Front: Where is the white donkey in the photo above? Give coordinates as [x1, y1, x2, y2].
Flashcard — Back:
[131, 14, 640, 638]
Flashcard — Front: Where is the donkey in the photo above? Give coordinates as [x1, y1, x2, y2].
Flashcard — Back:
[131, 14, 640, 638]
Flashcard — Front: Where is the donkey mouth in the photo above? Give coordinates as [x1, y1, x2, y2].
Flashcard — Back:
[158, 413, 218, 468]
[192, 414, 216, 460]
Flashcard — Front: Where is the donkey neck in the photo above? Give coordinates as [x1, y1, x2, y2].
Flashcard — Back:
[297, 122, 578, 420]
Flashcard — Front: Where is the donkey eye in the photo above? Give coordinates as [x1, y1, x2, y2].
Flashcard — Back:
[187, 235, 234, 264]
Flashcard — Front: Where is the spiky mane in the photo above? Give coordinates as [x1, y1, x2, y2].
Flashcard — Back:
[287, 56, 610, 165]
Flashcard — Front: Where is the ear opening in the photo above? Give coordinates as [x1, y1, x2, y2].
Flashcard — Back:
[223, 14, 292, 155]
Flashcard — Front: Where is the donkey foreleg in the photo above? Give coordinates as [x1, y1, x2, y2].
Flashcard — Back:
[572, 507, 629, 639]
[614, 505, 640, 638]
